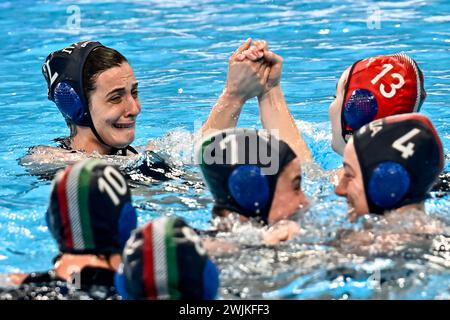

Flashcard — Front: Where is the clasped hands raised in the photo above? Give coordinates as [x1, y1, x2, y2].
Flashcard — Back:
[225, 38, 283, 104]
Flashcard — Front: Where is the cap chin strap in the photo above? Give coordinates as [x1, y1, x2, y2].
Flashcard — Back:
[85, 112, 137, 156]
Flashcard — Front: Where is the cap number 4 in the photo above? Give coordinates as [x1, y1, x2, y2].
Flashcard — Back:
[392, 128, 421, 159]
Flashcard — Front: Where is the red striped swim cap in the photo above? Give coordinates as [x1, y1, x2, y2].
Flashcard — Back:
[46, 159, 137, 254]
[341, 53, 426, 142]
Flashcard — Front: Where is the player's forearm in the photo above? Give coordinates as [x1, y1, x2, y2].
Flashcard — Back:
[258, 86, 312, 163]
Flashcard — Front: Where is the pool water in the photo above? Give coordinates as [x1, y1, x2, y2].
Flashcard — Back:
[0, 0, 449, 299]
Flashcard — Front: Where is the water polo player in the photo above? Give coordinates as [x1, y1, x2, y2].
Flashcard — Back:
[335, 114, 444, 221]
[23, 41, 171, 180]
[4, 159, 137, 299]
[197, 128, 308, 243]
[43, 41, 140, 155]
[329, 53, 427, 156]
[237, 45, 426, 158]
[115, 217, 219, 300]
[249, 47, 448, 194]
[200, 39, 312, 163]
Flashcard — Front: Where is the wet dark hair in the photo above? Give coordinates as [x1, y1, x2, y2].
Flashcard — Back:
[52, 252, 116, 269]
[212, 205, 227, 218]
[82, 46, 128, 107]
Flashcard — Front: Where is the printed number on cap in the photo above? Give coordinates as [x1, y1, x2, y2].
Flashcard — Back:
[392, 128, 421, 159]
[98, 166, 127, 206]
[371, 64, 405, 99]
[181, 226, 206, 256]
[44, 60, 59, 87]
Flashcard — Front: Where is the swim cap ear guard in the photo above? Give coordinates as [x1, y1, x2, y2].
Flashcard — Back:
[367, 161, 411, 209]
[228, 165, 271, 214]
[115, 217, 219, 300]
[343, 88, 378, 131]
[118, 202, 138, 249]
[114, 264, 129, 299]
[196, 128, 297, 224]
[353, 114, 444, 214]
[46, 159, 137, 254]
[340, 54, 426, 143]
[53, 82, 86, 124]
[43, 41, 104, 127]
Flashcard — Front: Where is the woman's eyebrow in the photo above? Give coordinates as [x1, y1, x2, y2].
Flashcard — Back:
[106, 87, 126, 97]
[343, 162, 356, 175]
[106, 83, 138, 97]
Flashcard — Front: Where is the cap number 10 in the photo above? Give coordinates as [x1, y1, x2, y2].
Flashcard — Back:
[98, 166, 127, 206]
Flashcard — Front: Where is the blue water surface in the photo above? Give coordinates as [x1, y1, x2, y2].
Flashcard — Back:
[0, 0, 449, 299]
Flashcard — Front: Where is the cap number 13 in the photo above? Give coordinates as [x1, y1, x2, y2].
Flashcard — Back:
[371, 64, 405, 98]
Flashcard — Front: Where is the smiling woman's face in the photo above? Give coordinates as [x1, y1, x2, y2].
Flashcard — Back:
[89, 62, 141, 149]
[334, 139, 369, 221]
[328, 66, 352, 156]
[268, 158, 309, 225]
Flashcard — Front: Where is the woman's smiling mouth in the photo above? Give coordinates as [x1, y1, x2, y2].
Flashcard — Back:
[113, 122, 135, 129]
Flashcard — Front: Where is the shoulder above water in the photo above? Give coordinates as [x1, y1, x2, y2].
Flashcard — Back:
[20, 145, 174, 182]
